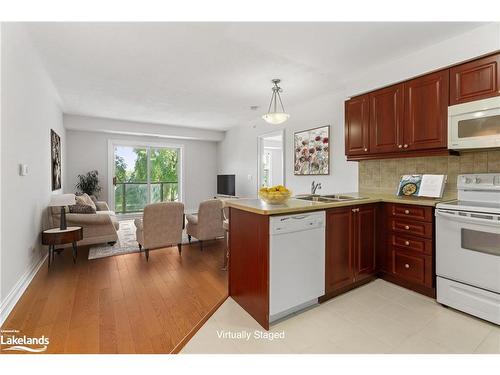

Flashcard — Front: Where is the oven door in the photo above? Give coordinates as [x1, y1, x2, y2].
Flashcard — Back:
[448, 96, 500, 150]
[436, 209, 500, 293]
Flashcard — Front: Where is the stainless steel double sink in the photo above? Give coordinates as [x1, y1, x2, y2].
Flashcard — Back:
[295, 194, 368, 203]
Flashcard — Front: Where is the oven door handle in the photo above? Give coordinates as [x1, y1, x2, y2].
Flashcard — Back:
[436, 209, 500, 228]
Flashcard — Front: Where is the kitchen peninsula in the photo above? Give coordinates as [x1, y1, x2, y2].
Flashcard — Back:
[226, 193, 452, 330]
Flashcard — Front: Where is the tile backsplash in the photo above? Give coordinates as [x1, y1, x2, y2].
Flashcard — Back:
[359, 150, 500, 195]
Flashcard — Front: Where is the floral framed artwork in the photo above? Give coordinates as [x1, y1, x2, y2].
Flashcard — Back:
[294, 125, 330, 175]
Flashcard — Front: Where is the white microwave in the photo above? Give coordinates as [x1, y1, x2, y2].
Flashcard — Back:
[448, 96, 500, 150]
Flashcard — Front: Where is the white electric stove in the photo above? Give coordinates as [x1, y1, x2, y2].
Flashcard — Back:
[436, 173, 500, 325]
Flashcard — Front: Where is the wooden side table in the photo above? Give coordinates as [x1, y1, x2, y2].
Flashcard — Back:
[42, 226, 83, 268]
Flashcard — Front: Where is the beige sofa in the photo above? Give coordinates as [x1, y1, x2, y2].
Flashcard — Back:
[48, 201, 119, 247]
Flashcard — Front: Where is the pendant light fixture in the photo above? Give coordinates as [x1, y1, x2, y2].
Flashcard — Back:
[262, 79, 290, 125]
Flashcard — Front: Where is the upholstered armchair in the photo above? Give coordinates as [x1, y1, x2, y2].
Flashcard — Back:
[186, 199, 224, 251]
[134, 202, 184, 261]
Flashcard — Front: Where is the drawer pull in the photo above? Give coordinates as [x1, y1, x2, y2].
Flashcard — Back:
[405, 240, 410, 246]
[404, 210, 410, 214]
[404, 264, 410, 269]
[404, 225, 410, 230]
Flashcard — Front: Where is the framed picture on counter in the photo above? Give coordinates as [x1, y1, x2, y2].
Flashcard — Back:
[294, 125, 330, 175]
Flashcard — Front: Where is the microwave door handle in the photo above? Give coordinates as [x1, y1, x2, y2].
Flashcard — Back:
[436, 210, 500, 227]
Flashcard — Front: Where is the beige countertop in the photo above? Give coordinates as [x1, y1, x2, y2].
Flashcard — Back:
[224, 191, 457, 215]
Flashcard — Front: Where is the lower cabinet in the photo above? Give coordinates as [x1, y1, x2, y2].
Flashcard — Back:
[323, 204, 377, 298]
[380, 203, 436, 297]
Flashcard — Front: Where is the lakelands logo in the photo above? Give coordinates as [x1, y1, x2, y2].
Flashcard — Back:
[1, 330, 49, 353]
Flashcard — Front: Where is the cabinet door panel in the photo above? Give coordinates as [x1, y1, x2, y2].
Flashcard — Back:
[404, 70, 449, 150]
[355, 204, 376, 279]
[450, 53, 500, 105]
[369, 84, 404, 153]
[393, 250, 432, 288]
[325, 207, 354, 293]
[345, 95, 369, 156]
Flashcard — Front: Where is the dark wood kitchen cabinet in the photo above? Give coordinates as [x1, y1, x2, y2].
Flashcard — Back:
[369, 83, 404, 154]
[403, 69, 449, 151]
[345, 70, 450, 160]
[345, 94, 370, 156]
[379, 203, 436, 298]
[323, 204, 377, 300]
[450, 52, 500, 105]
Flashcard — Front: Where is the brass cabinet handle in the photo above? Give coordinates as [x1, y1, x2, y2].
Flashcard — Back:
[404, 209, 410, 214]
[364, 148, 368, 152]
[351, 208, 360, 213]
[405, 241, 410, 246]
[405, 225, 410, 230]
[403, 144, 408, 148]
[404, 263, 410, 269]
[398, 144, 402, 148]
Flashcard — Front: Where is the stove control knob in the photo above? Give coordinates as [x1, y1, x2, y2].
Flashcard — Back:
[474, 177, 481, 184]
[461, 176, 472, 184]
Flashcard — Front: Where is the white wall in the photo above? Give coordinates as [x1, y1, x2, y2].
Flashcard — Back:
[344, 23, 500, 96]
[1, 23, 65, 322]
[65, 119, 218, 213]
[217, 23, 500, 198]
[217, 91, 358, 197]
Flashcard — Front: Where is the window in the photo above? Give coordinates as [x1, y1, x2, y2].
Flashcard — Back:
[112, 143, 181, 214]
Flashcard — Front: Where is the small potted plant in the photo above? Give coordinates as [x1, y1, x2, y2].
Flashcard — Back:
[75, 170, 102, 198]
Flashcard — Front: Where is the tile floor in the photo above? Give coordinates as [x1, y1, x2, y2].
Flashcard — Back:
[181, 279, 500, 354]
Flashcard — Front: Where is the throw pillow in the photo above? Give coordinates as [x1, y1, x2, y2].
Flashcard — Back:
[80, 193, 97, 211]
[69, 203, 96, 214]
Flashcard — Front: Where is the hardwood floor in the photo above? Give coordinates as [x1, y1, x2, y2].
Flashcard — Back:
[1, 240, 228, 354]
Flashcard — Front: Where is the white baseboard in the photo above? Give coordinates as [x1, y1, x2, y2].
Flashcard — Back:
[0, 254, 47, 326]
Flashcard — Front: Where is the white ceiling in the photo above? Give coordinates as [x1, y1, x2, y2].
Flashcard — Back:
[24, 22, 487, 131]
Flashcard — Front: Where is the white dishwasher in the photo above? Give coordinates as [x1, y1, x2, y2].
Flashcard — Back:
[269, 210, 325, 322]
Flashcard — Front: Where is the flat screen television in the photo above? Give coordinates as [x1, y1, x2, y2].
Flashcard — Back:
[217, 174, 235, 196]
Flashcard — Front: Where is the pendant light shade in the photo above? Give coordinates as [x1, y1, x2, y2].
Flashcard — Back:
[262, 79, 290, 125]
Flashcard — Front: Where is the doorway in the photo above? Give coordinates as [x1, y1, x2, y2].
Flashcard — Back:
[257, 130, 285, 189]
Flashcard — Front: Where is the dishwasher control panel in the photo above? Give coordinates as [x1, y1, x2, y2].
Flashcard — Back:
[270, 211, 325, 235]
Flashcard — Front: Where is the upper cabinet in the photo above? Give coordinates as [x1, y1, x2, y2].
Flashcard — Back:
[345, 52, 499, 160]
[403, 70, 449, 151]
[345, 71, 449, 160]
[450, 53, 500, 105]
[369, 83, 404, 154]
[345, 94, 370, 156]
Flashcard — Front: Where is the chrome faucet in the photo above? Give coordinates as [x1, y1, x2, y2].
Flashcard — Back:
[311, 181, 322, 195]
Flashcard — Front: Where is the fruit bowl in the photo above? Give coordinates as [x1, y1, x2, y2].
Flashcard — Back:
[258, 185, 292, 205]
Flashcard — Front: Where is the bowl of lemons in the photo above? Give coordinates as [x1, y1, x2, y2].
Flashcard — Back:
[258, 185, 292, 205]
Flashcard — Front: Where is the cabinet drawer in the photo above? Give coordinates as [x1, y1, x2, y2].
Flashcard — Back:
[386, 203, 433, 222]
[390, 218, 433, 238]
[390, 233, 433, 255]
[393, 251, 432, 287]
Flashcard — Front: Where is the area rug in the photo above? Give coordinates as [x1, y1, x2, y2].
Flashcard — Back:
[88, 219, 196, 260]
